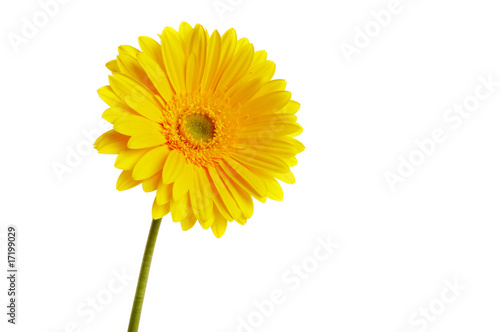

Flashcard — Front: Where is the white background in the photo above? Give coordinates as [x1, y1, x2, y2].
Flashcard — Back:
[1, 0, 500, 331]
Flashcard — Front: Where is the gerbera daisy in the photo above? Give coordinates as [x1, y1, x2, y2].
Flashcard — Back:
[94, 22, 303, 238]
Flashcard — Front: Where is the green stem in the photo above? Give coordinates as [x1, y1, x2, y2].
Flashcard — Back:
[128, 218, 162, 332]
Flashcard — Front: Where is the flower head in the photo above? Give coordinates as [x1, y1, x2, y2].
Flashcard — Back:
[94, 22, 303, 237]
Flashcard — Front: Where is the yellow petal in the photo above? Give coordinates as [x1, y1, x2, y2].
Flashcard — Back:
[207, 167, 241, 220]
[246, 112, 297, 125]
[240, 122, 301, 138]
[114, 115, 163, 136]
[212, 191, 233, 221]
[222, 157, 267, 197]
[102, 106, 139, 124]
[162, 149, 186, 184]
[132, 145, 169, 180]
[236, 138, 300, 157]
[171, 193, 190, 222]
[156, 181, 173, 205]
[136, 52, 174, 102]
[246, 60, 276, 85]
[189, 25, 207, 87]
[161, 27, 186, 95]
[253, 79, 287, 99]
[172, 161, 194, 201]
[97, 86, 124, 107]
[189, 168, 215, 227]
[275, 169, 295, 184]
[263, 176, 283, 201]
[232, 151, 289, 177]
[115, 148, 149, 170]
[186, 53, 199, 93]
[283, 156, 297, 167]
[127, 132, 167, 149]
[211, 209, 228, 238]
[106, 60, 119, 72]
[288, 122, 303, 137]
[109, 73, 163, 122]
[117, 54, 156, 92]
[201, 30, 221, 93]
[243, 90, 291, 117]
[217, 43, 254, 91]
[235, 37, 249, 52]
[116, 170, 141, 191]
[281, 136, 305, 152]
[178, 22, 194, 53]
[180, 212, 197, 231]
[281, 100, 300, 114]
[94, 130, 129, 154]
[138, 36, 166, 71]
[218, 160, 266, 202]
[152, 199, 170, 220]
[210, 28, 236, 91]
[217, 166, 254, 219]
[118, 45, 140, 56]
[228, 77, 266, 107]
[142, 171, 162, 192]
[235, 216, 247, 225]
[250, 50, 267, 67]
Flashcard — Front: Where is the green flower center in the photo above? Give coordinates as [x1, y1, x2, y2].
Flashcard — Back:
[184, 113, 215, 142]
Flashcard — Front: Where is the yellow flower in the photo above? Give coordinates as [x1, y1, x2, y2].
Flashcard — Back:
[94, 22, 303, 237]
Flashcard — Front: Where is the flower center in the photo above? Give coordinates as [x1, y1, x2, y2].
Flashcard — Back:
[160, 92, 238, 167]
[184, 113, 214, 142]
